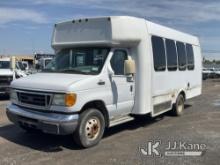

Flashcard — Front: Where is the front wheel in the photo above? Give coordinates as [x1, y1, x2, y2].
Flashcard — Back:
[172, 94, 185, 116]
[73, 109, 105, 148]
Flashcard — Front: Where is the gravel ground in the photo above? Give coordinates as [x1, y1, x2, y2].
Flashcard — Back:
[0, 95, 9, 125]
[0, 79, 220, 165]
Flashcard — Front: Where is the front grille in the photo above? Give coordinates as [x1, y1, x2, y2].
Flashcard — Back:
[17, 91, 51, 107]
[0, 76, 13, 85]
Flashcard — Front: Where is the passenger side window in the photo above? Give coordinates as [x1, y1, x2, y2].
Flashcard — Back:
[165, 39, 177, 71]
[186, 44, 195, 70]
[110, 50, 128, 75]
[151, 36, 166, 71]
[176, 41, 187, 71]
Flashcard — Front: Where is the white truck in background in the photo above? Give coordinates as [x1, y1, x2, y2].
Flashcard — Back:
[34, 53, 54, 71]
[38, 57, 53, 70]
[0, 57, 14, 94]
[0, 57, 28, 95]
[7, 16, 202, 148]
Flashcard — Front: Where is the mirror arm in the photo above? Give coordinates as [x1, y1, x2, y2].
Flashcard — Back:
[126, 73, 135, 82]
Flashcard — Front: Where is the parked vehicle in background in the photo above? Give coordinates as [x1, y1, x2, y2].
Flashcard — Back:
[34, 53, 54, 71]
[21, 61, 29, 71]
[0, 57, 14, 94]
[21, 61, 33, 75]
[34, 53, 54, 68]
[208, 68, 217, 78]
[202, 68, 212, 80]
[39, 57, 53, 70]
[202, 67, 220, 79]
[34, 53, 55, 61]
[15, 61, 28, 78]
[0, 57, 29, 95]
[7, 16, 202, 148]
[214, 68, 220, 78]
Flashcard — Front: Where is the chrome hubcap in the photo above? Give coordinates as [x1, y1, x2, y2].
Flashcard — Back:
[85, 118, 100, 140]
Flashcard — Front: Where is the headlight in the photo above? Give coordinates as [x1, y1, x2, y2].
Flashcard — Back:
[10, 89, 18, 102]
[52, 93, 77, 107]
[52, 94, 65, 106]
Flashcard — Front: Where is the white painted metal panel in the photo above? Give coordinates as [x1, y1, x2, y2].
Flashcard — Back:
[146, 21, 199, 46]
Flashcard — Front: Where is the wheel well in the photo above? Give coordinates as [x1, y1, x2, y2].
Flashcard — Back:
[179, 91, 186, 101]
[81, 100, 109, 127]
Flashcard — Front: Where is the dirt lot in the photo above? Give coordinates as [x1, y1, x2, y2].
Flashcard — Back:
[0, 80, 220, 165]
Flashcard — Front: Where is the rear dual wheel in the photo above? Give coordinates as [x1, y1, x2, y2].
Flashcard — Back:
[172, 94, 185, 116]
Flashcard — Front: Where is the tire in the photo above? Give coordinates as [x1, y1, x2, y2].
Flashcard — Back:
[73, 109, 105, 148]
[172, 94, 185, 116]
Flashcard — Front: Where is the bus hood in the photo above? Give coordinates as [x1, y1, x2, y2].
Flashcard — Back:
[10, 73, 93, 92]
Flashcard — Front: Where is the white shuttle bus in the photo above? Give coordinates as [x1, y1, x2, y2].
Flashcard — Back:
[7, 16, 202, 148]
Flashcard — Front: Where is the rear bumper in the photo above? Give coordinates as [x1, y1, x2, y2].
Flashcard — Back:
[6, 104, 79, 135]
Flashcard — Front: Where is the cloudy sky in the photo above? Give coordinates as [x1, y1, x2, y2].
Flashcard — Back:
[0, 0, 219, 59]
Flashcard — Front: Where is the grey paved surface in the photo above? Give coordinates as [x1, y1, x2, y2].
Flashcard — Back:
[0, 80, 220, 165]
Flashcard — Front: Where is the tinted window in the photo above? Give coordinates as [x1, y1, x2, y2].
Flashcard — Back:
[186, 44, 195, 70]
[0, 61, 10, 69]
[151, 36, 166, 71]
[166, 39, 177, 71]
[176, 42, 187, 70]
[111, 50, 128, 75]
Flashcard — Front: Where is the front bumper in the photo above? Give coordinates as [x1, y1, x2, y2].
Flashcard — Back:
[6, 104, 79, 135]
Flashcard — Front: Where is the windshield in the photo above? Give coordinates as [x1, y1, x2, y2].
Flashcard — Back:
[43, 47, 110, 75]
[0, 61, 10, 69]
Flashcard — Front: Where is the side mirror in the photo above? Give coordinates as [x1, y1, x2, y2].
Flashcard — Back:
[124, 59, 136, 75]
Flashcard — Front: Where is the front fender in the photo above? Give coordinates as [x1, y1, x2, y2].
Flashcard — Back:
[72, 86, 112, 112]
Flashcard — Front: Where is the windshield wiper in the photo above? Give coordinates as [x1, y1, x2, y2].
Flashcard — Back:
[59, 69, 90, 75]
[42, 69, 56, 72]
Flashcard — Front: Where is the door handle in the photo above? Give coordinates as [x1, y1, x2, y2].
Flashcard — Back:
[98, 80, 105, 85]
[130, 85, 133, 92]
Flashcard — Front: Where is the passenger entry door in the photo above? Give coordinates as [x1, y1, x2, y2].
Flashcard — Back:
[110, 49, 134, 116]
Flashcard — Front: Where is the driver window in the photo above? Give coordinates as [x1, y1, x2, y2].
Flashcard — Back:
[110, 50, 128, 75]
